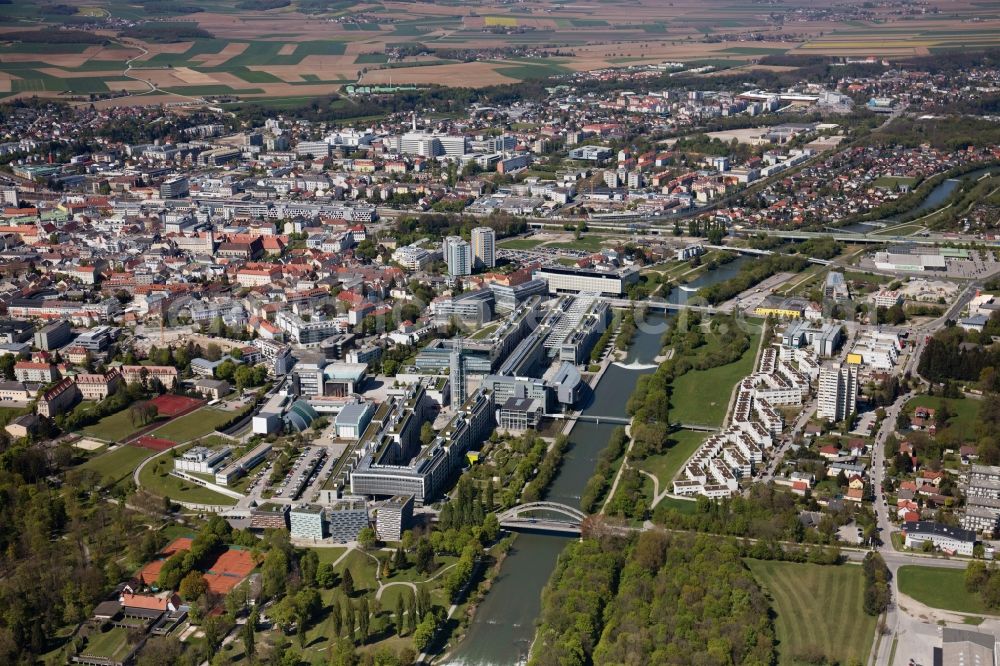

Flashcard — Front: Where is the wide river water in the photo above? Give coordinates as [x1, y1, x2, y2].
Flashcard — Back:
[443, 258, 748, 665]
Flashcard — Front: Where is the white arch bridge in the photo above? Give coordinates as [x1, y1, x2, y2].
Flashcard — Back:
[495, 501, 588, 535]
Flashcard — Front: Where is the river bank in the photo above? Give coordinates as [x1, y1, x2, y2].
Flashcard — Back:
[441, 314, 670, 666]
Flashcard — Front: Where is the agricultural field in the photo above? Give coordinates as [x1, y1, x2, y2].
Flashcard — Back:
[1, 0, 998, 102]
[747, 560, 877, 666]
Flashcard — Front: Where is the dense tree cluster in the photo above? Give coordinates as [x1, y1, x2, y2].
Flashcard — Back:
[698, 254, 808, 305]
[580, 427, 629, 513]
[594, 532, 776, 666]
[862, 553, 891, 616]
[965, 561, 1000, 610]
[529, 537, 624, 666]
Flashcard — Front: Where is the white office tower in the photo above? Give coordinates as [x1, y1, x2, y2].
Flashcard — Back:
[471, 227, 496, 269]
[817, 363, 858, 422]
[444, 236, 472, 277]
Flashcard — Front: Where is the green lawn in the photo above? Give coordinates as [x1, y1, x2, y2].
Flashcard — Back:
[874, 176, 918, 189]
[139, 456, 237, 506]
[333, 549, 379, 595]
[546, 235, 613, 252]
[747, 560, 877, 665]
[149, 408, 235, 443]
[81, 626, 132, 660]
[82, 409, 159, 442]
[905, 395, 979, 441]
[636, 429, 706, 484]
[669, 333, 760, 427]
[655, 497, 698, 514]
[311, 547, 348, 566]
[498, 237, 543, 250]
[897, 566, 989, 614]
[79, 445, 157, 486]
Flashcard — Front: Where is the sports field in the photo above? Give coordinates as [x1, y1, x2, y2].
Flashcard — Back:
[149, 407, 234, 443]
[747, 560, 877, 666]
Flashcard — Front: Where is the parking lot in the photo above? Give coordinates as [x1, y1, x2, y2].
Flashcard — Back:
[271, 446, 326, 501]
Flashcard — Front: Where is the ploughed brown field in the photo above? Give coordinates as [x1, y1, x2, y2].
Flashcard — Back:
[0, 0, 997, 104]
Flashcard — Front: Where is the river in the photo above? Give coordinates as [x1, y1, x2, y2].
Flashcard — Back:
[442, 316, 670, 666]
[841, 164, 1000, 234]
[664, 255, 751, 306]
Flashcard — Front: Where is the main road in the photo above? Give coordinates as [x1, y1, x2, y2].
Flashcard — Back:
[867, 280, 979, 666]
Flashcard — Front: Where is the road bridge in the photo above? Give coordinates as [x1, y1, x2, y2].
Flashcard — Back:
[496, 501, 587, 535]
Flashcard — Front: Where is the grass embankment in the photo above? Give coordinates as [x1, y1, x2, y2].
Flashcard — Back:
[669, 331, 761, 427]
[897, 566, 989, 615]
[82, 409, 157, 442]
[747, 560, 877, 666]
[139, 456, 237, 506]
[79, 445, 157, 486]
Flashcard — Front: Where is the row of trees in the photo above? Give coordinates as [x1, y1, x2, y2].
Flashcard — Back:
[698, 254, 809, 305]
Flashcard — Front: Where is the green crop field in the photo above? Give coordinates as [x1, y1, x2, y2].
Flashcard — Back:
[897, 566, 989, 614]
[747, 560, 877, 665]
[669, 332, 760, 427]
[495, 61, 573, 81]
[79, 445, 157, 486]
[150, 407, 234, 443]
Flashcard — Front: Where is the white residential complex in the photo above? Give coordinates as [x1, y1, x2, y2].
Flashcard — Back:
[674, 346, 810, 498]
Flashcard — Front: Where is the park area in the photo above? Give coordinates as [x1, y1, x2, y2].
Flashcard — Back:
[636, 429, 706, 488]
[669, 332, 761, 427]
[747, 560, 876, 666]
